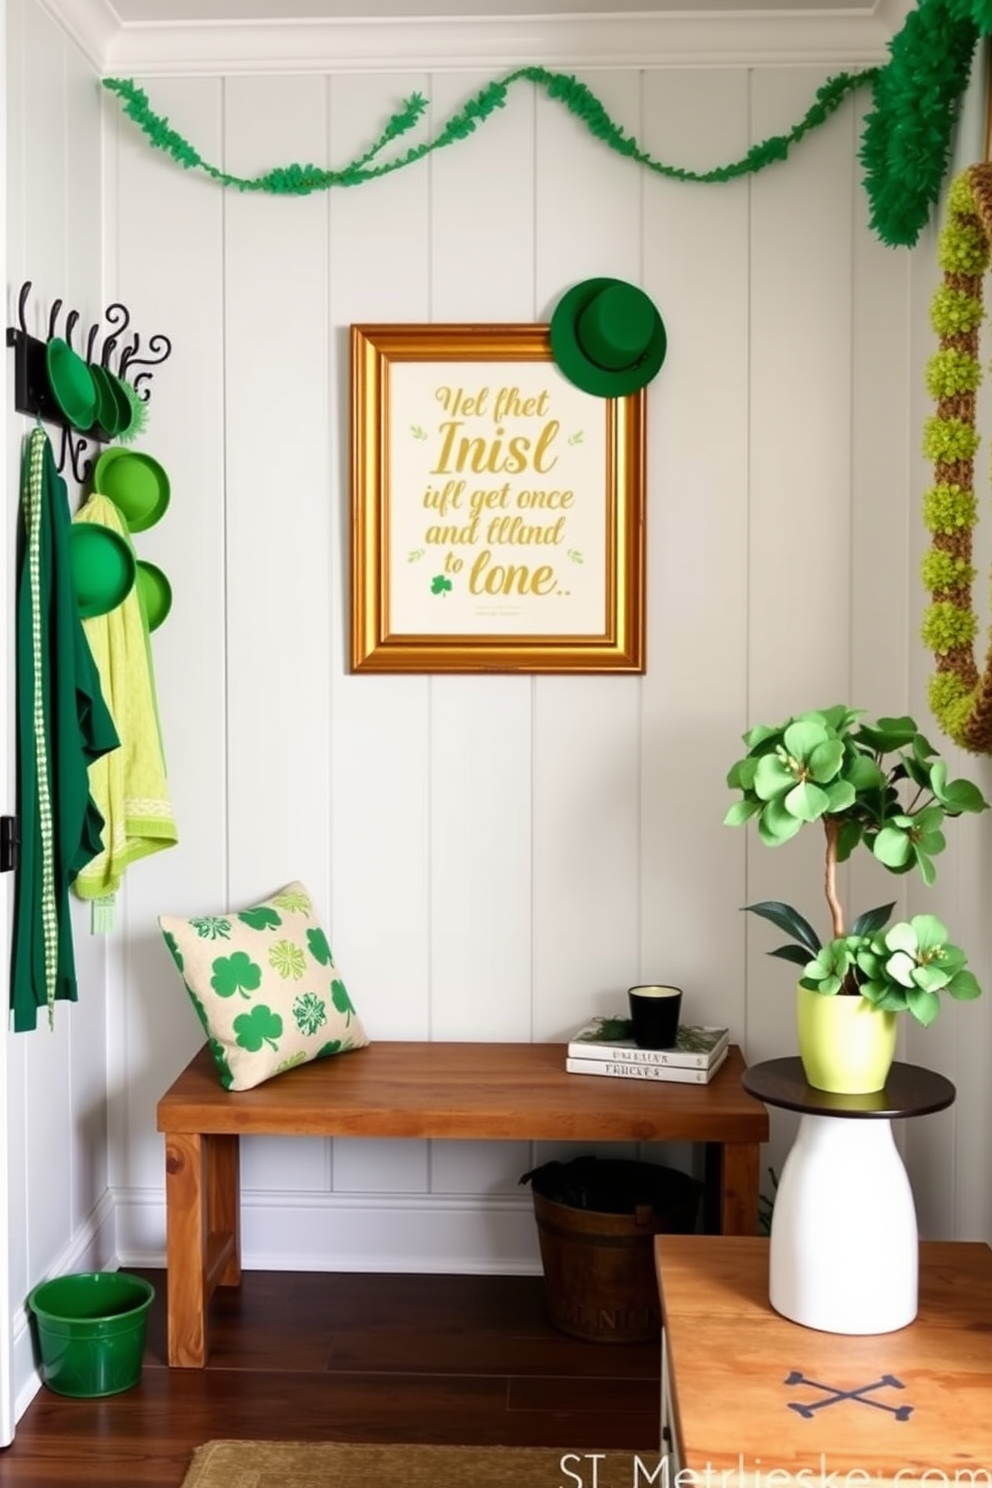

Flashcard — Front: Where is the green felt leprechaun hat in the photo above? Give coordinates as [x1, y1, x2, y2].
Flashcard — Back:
[549, 277, 667, 398]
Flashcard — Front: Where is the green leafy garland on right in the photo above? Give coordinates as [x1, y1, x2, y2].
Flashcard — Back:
[922, 165, 992, 754]
[860, 0, 986, 247]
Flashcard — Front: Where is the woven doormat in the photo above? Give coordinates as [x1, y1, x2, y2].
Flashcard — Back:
[182, 1440, 662, 1487]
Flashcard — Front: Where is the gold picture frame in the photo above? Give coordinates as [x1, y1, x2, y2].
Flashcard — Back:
[350, 323, 646, 674]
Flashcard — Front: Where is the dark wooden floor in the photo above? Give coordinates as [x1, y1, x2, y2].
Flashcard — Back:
[0, 1270, 660, 1486]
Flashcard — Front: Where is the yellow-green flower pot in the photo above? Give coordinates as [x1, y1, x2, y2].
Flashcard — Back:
[796, 986, 897, 1095]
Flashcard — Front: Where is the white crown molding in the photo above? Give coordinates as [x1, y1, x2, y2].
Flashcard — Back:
[30, 3, 912, 77]
[33, 0, 119, 72]
[104, 14, 899, 76]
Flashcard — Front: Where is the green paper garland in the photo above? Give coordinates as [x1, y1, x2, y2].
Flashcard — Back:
[103, 66, 875, 198]
[921, 165, 992, 754]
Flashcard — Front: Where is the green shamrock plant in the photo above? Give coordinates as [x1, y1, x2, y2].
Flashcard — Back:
[725, 705, 989, 1025]
[799, 915, 980, 1028]
[835, 914, 978, 1027]
[431, 575, 453, 596]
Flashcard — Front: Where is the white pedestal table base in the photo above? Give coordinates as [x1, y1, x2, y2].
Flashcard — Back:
[770, 1113, 918, 1335]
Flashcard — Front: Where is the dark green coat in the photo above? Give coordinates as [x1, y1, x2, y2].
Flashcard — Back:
[11, 428, 120, 1032]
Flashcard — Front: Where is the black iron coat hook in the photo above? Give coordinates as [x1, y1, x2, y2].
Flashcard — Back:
[6, 280, 172, 483]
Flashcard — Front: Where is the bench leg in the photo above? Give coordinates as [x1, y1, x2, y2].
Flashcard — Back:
[722, 1141, 760, 1236]
[703, 1141, 760, 1236]
[207, 1134, 242, 1288]
[165, 1132, 241, 1367]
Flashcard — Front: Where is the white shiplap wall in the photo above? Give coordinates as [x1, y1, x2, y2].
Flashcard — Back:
[5, 3, 992, 1433]
[100, 53, 992, 1267]
[4, 0, 119, 1433]
[1, 0, 11, 1446]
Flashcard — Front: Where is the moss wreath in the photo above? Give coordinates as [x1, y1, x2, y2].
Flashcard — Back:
[922, 164, 992, 753]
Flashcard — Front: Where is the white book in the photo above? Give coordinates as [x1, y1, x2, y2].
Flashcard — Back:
[565, 1045, 730, 1086]
[567, 1016, 730, 1070]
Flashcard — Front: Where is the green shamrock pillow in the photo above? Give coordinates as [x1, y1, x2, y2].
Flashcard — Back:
[159, 880, 369, 1091]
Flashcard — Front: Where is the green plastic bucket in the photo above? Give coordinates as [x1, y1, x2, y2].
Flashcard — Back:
[27, 1271, 155, 1397]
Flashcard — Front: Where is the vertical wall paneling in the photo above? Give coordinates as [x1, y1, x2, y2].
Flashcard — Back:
[945, 793, 992, 1239]
[223, 76, 332, 910]
[742, 69, 858, 1190]
[744, 70, 858, 1076]
[427, 72, 536, 1200]
[0, 0, 13, 1448]
[5, 13, 986, 1310]
[746, 67, 857, 718]
[531, 73, 643, 1069]
[64, 32, 110, 1236]
[109, 77, 227, 1197]
[427, 72, 535, 1045]
[848, 102, 913, 720]
[20, 0, 73, 1289]
[845, 91, 915, 1076]
[223, 75, 333, 1198]
[5, 0, 30, 1428]
[639, 70, 751, 1037]
[327, 74, 434, 1198]
[5, 0, 109, 1425]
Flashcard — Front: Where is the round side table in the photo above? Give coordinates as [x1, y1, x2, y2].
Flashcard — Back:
[741, 1058, 955, 1336]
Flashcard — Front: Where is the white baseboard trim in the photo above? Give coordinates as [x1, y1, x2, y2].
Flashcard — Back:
[12, 1190, 118, 1429]
[115, 1187, 545, 1274]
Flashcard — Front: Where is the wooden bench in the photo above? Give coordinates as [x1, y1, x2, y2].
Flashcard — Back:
[156, 1040, 769, 1367]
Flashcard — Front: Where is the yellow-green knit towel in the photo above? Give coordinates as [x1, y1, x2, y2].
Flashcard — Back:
[72, 493, 177, 915]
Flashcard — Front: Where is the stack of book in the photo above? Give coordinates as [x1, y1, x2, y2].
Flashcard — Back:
[565, 1016, 730, 1084]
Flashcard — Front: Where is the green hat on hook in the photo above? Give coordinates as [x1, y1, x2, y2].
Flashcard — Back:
[109, 372, 144, 440]
[68, 524, 136, 618]
[91, 364, 124, 437]
[549, 278, 667, 398]
[135, 560, 172, 632]
[93, 447, 170, 532]
[46, 338, 98, 431]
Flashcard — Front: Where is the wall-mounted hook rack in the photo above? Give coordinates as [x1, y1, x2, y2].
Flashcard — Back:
[6, 280, 172, 483]
[121, 333, 172, 400]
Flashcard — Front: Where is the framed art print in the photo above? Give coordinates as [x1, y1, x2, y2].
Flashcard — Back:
[350, 323, 646, 674]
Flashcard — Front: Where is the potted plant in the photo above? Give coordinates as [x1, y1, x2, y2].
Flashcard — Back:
[724, 705, 988, 1093]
